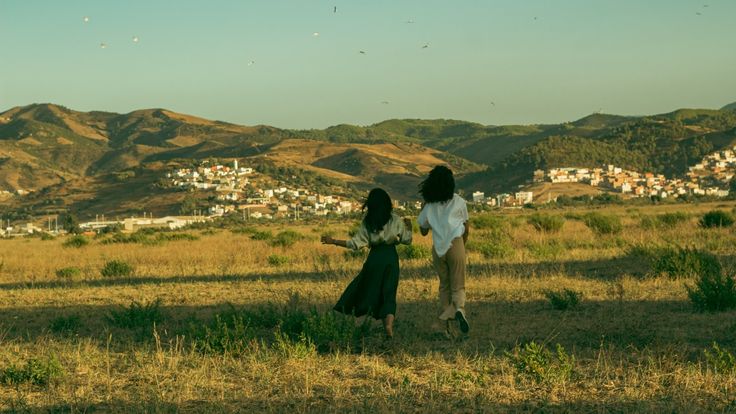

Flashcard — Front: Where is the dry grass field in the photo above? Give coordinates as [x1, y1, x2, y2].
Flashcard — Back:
[1, 201, 735, 413]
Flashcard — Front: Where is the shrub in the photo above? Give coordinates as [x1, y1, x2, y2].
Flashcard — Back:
[100, 260, 134, 278]
[251, 230, 273, 241]
[62, 235, 89, 248]
[703, 342, 736, 374]
[505, 342, 575, 384]
[583, 213, 622, 235]
[272, 330, 316, 359]
[301, 309, 370, 353]
[193, 314, 254, 355]
[641, 212, 691, 230]
[40, 233, 55, 241]
[397, 244, 431, 260]
[526, 240, 564, 260]
[470, 240, 514, 259]
[106, 299, 163, 329]
[269, 230, 303, 248]
[343, 249, 367, 260]
[687, 269, 736, 312]
[527, 214, 564, 233]
[230, 226, 256, 235]
[0, 355, 64, 386]
[652, 247, 721, 279]
[55, 267, 81, 279]
[267, 254, 289, 267]
[470, 215, 505, 230]
[49, 315, 81, 334]
[545, 289, 582, 310]
[156, 232, 199, 242]
[700, 210, 735, 228]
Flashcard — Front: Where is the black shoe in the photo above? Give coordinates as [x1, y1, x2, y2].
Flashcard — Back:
[456, 311, 469, 334]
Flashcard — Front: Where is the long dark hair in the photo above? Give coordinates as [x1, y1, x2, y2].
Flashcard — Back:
[419, 165, 455, 203]
[363, 188, 393, 233]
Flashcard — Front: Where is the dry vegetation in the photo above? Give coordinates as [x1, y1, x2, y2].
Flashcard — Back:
[1, 202, 735, 412]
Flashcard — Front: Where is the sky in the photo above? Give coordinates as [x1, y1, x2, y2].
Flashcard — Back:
[1, 0, 735, 129]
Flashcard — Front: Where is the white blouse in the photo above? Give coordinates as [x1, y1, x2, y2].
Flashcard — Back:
[417, 193, 468, 257]
[347, 213, 413, 250]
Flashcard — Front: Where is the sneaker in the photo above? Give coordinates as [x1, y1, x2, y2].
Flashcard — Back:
[456, 310, 469, 334]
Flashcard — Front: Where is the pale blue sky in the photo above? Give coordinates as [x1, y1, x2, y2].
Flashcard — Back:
[1, 0, 734, 128]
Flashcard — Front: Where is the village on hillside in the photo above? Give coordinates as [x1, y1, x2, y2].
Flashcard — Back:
[470, 145, 736, 207]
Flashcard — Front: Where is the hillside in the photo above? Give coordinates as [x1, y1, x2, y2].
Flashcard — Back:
[2, 102, 736, 216]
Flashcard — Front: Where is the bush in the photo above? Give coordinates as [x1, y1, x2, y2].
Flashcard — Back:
[100, 260, 134, 278]
[583, 213, 622, 235]
[700, 210, 735, 228]
[49, 314, 81, 334]
[641, 212, 691, 230]
[505, 342, 575, 384]
[156, 232, 199, 242]
[526, 240, 564, 260]
[470, 215, 506, 230]
[269, 230, 303, 248]
[687, 269, 736, 312]
[272, 330, 316, 359]
[470, 240, 514, 259]
[652, 247, 721, 279]
[106, 299, 163, 329]
[55, 267, 81, 279]
[40, 233, 55, 241]
[545, 289, 582, 310]
[230, 226, 256, 235]
[251, 230, 273, 241]
[62, 235, 89, 248]
[193, 314, 254, 355]
[703, 342, 736, 374]
[0, 355, 64, 386]
[397, 244, 431, 260]
[527, 214, 564, 233]
[267, 254, 289, 267]
[343, 249, 367, 260]
[301, 309, 370, 353]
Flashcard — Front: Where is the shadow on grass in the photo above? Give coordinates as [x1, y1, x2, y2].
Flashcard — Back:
[2, 296, 734, 357]
[0, 254, 653, 293]
[14, 396, 736, 413]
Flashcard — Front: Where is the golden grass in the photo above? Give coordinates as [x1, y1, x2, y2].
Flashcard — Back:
[0, 202, 735, 412]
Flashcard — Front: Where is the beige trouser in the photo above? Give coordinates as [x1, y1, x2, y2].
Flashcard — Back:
[432, 237, 466, 320]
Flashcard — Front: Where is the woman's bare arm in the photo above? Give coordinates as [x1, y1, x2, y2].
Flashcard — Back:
[320, 235, 348, 248]
[462, 221, 469, 243]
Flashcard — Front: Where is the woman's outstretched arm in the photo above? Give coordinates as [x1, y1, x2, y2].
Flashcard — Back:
[321, 236, 348, 248]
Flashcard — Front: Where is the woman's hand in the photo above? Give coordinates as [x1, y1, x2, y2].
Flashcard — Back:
[320, 235, 334, 245]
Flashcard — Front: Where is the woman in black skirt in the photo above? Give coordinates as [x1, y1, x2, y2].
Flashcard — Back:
[321, 188, 412, 338]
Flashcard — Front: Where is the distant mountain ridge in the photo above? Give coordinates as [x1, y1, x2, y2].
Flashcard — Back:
[1, 102, 736, 215]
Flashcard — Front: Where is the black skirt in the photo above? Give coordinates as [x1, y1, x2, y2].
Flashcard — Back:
[334, 243, 400, 319]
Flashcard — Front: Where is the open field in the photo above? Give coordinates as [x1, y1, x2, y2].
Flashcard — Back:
[1, 202, 735, 412]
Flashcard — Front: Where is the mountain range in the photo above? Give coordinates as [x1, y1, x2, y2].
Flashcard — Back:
[1, 102, 735, 217]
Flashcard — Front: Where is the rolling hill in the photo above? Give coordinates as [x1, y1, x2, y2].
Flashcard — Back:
[2, 101, 736, 217]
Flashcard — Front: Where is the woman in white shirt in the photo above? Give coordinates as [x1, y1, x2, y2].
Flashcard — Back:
[321, 188, 412, 338]
[417, 166, 470, 334]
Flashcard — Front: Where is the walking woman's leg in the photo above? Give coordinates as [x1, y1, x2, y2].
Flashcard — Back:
[447, 237, 468, 333]
[433, 249, 454, 320]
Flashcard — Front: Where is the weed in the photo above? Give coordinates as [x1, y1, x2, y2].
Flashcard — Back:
[62, 235, 89, 248]
[343, 249, 367, 260]
[687, 269, 736, 312]
[272, 330, 316, 359]
[527, 214, 565, 233]
[703, 342, 736, 374]
[0, 355, 64, 386]
[470, 215, 506, 231]
[269, 230, 303, 248]
[267, 254, 289, 267]
[106, 299, 163, 329]
[700, 210, 735, 228]
[100, 260, 134, 277]
[583, 213, 622, 235]
[301, 309, 370, 353]
[55, 267, 81, 279]
[49, 315, 81, 334]
[251, 230, 273, 241]
[193, 314, 254, 355]
[505, 342, 575, 384]
[652, 247, 721, 279]
[40, 233, 55, 241]
[526, 240, 564, 260]
[397, 244, 431, 260]
[545, 289, 582, 310]
[230, 226, 256, 235]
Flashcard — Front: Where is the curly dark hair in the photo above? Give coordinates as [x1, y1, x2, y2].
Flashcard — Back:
[419, 165, 455, 203]
[362, 188, 393, 233]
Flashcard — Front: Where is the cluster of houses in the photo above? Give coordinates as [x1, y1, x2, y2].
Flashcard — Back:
[534, 152, 734, 200]
[168, 160, 361, 220]
[471, 191, 534, 207]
